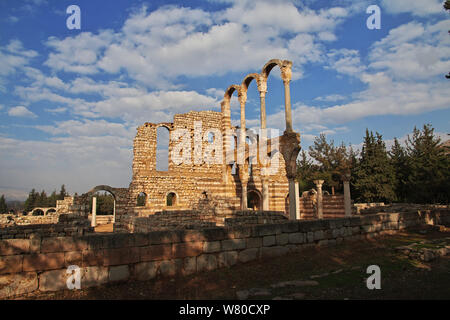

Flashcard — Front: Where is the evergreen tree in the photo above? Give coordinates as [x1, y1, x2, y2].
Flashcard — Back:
[37, 190, 48, 207]
[353, 129, 396, 203]
[24, 189, 38, 212]
[0, 195, 8, 214]
[48, 191, 58, 207]
[405, 124, 450, 203]
[389, 138, 410, 202]
[58, 185, 67, 200]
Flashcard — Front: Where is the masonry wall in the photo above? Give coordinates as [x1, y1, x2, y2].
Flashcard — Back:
[1, 209, 448, 298]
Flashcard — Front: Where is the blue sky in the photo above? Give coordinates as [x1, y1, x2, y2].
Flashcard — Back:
[0, 0, 449, 200]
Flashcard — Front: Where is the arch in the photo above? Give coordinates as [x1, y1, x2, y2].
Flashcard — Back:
[261, 59, 284, 79]
[224, 84, 241, 101]
[156, 126, 170, 171]
[241, 73, 261, 92]
[86, 185, 117, 199]
[32, 209, 44, 216]
[136, 192, 147, 207]
[247, 189, 262, 211]
[166, 191, 178, 206]
[90, 190, 115, 215]
[46, 208, 56, 215]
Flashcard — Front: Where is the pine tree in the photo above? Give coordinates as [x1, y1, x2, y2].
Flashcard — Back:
[389, 138, 410, 202]
[24, 189, 38, 212]
[353, 129, 396, 203]
[37, 190, 48, 207]
[308, 134, 336, 193]
[405, 124, 450, 203]
[48, 191, 57, 207]
[0, 195, 8, 214]
[58, 185, 67, 200]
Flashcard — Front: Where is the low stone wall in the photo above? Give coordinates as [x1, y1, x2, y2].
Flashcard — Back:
[88, 215, 114, 226]
[0, 214, 60, 227]
[1, 209, 448, 298]
[0, 215, 93, 240]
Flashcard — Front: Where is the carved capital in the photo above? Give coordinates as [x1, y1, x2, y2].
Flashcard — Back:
[257, 77, 267, 94]
[281, 65, 292, 84]
[238, 90, 247, 105]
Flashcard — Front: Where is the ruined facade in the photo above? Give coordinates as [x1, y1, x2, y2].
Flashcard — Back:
[127, 59, 301, 218]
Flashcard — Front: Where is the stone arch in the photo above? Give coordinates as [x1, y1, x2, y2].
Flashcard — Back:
[261, 59, 285, 79]
[224, 84, 241, 102]
[46, 208, 56, 215]
[165, 191, 178, 207]
[156, 125, 170, 171]
[241, 73, 261, 92]
[86, 185, 117, 199]
[247, 189, 262, 211]
[136, 192, 147, 207]
[32, 208, 44, 216]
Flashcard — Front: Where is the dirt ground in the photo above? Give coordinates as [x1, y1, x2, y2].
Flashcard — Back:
[11, 228, 450, 300]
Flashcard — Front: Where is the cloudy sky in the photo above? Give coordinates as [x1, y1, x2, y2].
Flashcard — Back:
[0, 0, 449, 200]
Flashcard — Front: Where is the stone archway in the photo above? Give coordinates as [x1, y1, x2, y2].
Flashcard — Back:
[247, 189, 262, 211]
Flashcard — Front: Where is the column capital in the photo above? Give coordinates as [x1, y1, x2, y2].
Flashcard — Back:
[341, 173, 351, 182]
[313, 180, 324, 188]
[281, 65, 292, 84]
[238, 90, 247, 105]
[257, 77, 267, 94]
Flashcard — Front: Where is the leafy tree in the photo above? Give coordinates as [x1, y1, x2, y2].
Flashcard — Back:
[353, 129, 396, 203]
[405, 124, 450, 203]
[0, 195, 8, 214]
[296, 150, 317, 193]
[89, 192, 114, 215]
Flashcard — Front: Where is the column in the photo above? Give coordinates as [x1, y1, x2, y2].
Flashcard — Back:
[281, 63, 293, 133]
[113, 200, 116, 223]
[241, 183, 248, 211]
[238, 90, 248, 210]
[288, 179, 300, 220]
[257, 78, 267, 129]
[262, 179, 269, 211]
[295, 181, 301, 219]
[91, 196, 97, 227]
[343, 174, 352, 217]
[314, 180, 324, 219]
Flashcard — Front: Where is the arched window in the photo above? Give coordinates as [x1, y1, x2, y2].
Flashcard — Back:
[247, 190, 261, 211]
[136, 192, 147, 207]
[166, 192, 177, 206]
[90, 191, 115, 215]
[32, 209, 44, 216]
[156, 126, 170, 171]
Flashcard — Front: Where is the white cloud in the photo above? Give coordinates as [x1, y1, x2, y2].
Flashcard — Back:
[381, 0, 444, 17]
[8, 106, 37, 118]
[315, 94, 346, 102]
[326, 48, 365, 76]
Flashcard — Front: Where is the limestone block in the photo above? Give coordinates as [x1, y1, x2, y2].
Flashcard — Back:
[109, 265, 130, 282]
[134, 261, 158, 281]
[263, 235, 276, 247]
[238, 248, 259, 263]
[197, 254, 217, 272]
[288, 232, 305, 244]
[0, 272, 38, 298]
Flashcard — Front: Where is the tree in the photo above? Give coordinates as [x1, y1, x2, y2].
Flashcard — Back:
[405, 124, 450, 203]
[37, 190, 48, 207]
[58, 185, 67, 200]
[0, 195, 8, 214]
[389, 138, 410, 202]
[296, 150, 317, 193]
[24, 189, 38, 212]
[353, 129, 396, 203]
[47, 191, 58, 207]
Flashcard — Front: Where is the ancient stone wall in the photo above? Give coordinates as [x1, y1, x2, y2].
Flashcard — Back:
[128, 110, 289, 216]
[1, 209, 448, 298]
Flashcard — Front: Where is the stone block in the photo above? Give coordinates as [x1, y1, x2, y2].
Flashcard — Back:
[306, 232, 314, 243]
[203, 241, 221, 253]
[217, 251, 238, 268]
[276, 234, 289, 246]
[0, 272, 38, 298]
[252, 224, 282, 237]
[140, 244, 172, 262]
[197, 254, 217, 272]
[313, 230, 324, 241]
[109, 265, 130, 282]
[82, 266, 108, 288]
[23, 252, 65, 272]
[135, 261, 159, 281]
[173, 242, 203, 258]
[64, 251, 82, 266]
[238, 248, 259, 263]
[246, 237, 262, 248]
[263, 235, 276, 247]
[221, 239, 246, 251]
[159, 259, 182, 277]
[148, 231, 181, 245]
[182, 257, 196, 275]
[0, 239, 30, 256]
[82, 249, 104, 266]
[0, 255, 23, 274]
[39, 269, 70, 292]
[288, 233, 305, 244]
[281, 222, 299, 233]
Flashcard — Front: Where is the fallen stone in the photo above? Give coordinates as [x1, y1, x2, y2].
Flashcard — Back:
[271, 280, 318, 288]
[310, 273, 329, 279]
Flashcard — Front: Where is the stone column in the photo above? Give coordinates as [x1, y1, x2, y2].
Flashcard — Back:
[281, 62, 293, 133]
[112, 200, 116, 223]
[241, 183, 248, 211]
[238, 90, 248, 210]
[295, 181, 301, 219]
[262, 178, 269, 211]
[314, 180, 324, 219]
[288, 179, 300, 220]
[91, 196, 97, 227]
[342, 174, 352, 217]
[257, 77, 267, 129]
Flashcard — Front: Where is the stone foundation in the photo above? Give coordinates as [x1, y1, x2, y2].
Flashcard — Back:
[1, 208, 449, 298]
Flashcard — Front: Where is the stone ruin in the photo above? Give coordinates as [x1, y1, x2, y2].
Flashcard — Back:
[1, 59, 354, 237]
